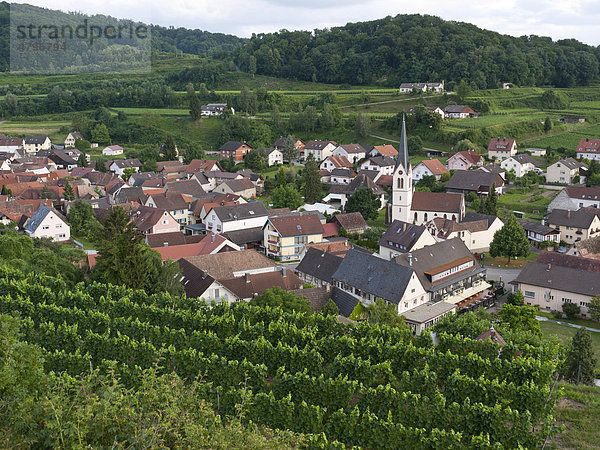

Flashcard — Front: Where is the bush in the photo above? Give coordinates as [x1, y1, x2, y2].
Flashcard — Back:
[551, 310, 563, 319]
[562, 302, 581, 319]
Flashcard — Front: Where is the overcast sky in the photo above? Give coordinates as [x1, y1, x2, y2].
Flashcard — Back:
[16, 0, 600, 46]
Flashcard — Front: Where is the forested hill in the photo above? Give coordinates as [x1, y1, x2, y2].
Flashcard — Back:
[0, 2, 243, 71]
[234, 14, 600, 88]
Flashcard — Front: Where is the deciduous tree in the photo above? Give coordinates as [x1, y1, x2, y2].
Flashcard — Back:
[563, 327, 597, 384]
[489, 214, 530, 263]
[345, 186, 379, 221]
[271, 184, 303, 210]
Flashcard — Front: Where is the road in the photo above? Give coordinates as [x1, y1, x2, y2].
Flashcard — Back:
[537, 315, 600, 333]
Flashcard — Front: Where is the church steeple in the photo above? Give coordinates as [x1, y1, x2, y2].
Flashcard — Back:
[395, 114, 409, 171]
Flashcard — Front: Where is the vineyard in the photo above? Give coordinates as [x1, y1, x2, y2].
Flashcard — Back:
[0, 266, 563, 448]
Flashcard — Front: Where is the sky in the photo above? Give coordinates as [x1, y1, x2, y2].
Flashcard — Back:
[15, 0, 600, 46]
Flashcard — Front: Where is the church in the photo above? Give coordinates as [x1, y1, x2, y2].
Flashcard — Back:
[387, 117, 465, 226]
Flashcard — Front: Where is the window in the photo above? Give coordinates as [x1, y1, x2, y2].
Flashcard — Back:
[56, 224, 62, 228]
[294, 236, 308, 245]
[580, 301, 589, 307]
[524, 291, 535, 298]
[562, 298, 572, 303]
[214, 289, 220, 299]
[42, 225, 49, 230]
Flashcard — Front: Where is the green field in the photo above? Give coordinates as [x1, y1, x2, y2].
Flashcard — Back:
[0, 120, 70, 141]
[525, 123, 600, 150]
[540, 321, 600, 362]
[111, 107, 191, 117]
[497, 187, 557, 218]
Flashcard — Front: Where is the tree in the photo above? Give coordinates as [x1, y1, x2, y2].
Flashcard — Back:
[589, 294, 600, 321]
[244, 150, 265, 171]
[321, 299, 340, 316]
[271, 185, 303, 210]
[67, 199, 100, 239]
[407, 135, 423, 155]
[280, 136, 297, 163]
[75, 138, 91, 151]
[121, 167, 137, 182]
[563, 327, 597, 384]
[77, 153, 88, 167]
[63, 180, 75, 201]
[41, 186, 53, 199]
[562, 302, 581, 319]
[480, 184, 498, 215]
[91, 123, 111, 145]
[189, 94, 203, 121]
[506, 290, 525, 306]
[275, 166, 288, 188]
[248, 55, 257, 78]
[497, 303, 542, 336]
[345, 186, 379, 221]
[544, 117, 552, 133]
[320, 103, 342, 130]
[250, 287, 312, 314]
[162, 135, 178, 161]
[489, 214, 530, 263]
[356, 113, 371, 138]
[303, 155, 322, 203]
[454, 139, 478, 152]
[456, 79, 472, 100]
[182, 143, 205, 164]
[366, 298, 408, 328]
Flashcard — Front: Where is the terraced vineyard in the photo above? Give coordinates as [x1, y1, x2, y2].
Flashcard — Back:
[0, 266, 563, 448]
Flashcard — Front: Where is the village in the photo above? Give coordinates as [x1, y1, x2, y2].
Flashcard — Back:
[1, 107, 600, 336]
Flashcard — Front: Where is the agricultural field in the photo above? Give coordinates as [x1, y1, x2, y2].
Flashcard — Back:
[497, 187, 557, 218]
[111, 107, 191, 117]
[0, 120, 70, 141]
[525, 123, 600, 150]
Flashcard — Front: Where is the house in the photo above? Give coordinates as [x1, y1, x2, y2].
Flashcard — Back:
[24, 136, 51, 153]
[332, 248, 428, 314]
[388, 117, 465, 226]
[213, 178, 256, 198]
[330, 168, 356, 184]
[323, 173, 386, 210]
[219, 141, 252, 162]
[265, 148, 283, 166]
[164, 179, 206, 200]
[154, 233, 241, 261]
[487, 138, 518, 159]
[368, 144, 398, 158]
[527, 148, 547, 157]
[412, 159, 449, 183]
[320, 155, 353, 172]
[49, 150, 78, 171]
[144, 193, 193, 227]
[547, 186, 600, 213]
[273, 137, 305, 159]
[545, 158, 586, 184]
[576, 138, 600, 160]
[298, 238, 352, 261]
[359, 156, 396, 176]
[561, 116, 586, 124]
[178, 250, 301, 303]
[443, 105, 477, 119]
[296, 247, 344, 288]
[333, 144, 367, 164]
[236, 170, 265, 194]
[157, 161, 187, 179]
[402, 301, 457, 335]
[447, 150, 484, 171]
[102, 145, 124, 156]
[200, 103, 229, 116]
[445, 170, 504, 196]
[547, 208, 600, 244]
[568, 235, 600, 258]
[23, 205, 70, 242]
[394, 237, 489, 305]
[106, 159, 141, 176]
[146, 232, 205, 248]
[331, 212, 368, 234]
[427, 212, 504, 253]
[186, 159, 223, 176]
[0, 137, 24, 154]
[399, 82, 444, 93]
[64, 132, 84, 148]
[304, 140, 337, 161]
[264, 213, 324, 261]
[500, 154, 541, 178]
[514, 252, 600, 317]
[378, 221, 437, 260]
[131, 206, 180, 235]
[204, 202, 269, 234]
[518, 219, 560, 243]
[409, 106, 446, 119]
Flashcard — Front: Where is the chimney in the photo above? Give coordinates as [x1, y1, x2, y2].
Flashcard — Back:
[547, 264, 551, 271]
[200, 270, 207, 279]
[245, 273, 251, 284]
[211, 233, 215, 243]
[282, 267, 287, 278]
[567, 210, 571, 218]
[407, 253, 413, 266]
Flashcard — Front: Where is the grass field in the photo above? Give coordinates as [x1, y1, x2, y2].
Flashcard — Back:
[540, 321, 600, 362]
[525, 123, 600, 150]
[483, 251, 538, 268]
[497, 187, 557, 217]
[551, 382, 600, 449]
[0, 120, 70, 141]
[111, 107, 191, 116]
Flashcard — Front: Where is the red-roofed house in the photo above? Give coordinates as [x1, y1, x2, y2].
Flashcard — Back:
[154, 234, 241, 260]
[413, 159, 449, 182]
[576, 138, 600, 160]
[322, 222, 340, 238]
[320, 155, 353, 172]
[131, 206, 180, 235]
[447, 150, 484, 171]
[488, 138, 517, 159]
[368, 145, 398, 158]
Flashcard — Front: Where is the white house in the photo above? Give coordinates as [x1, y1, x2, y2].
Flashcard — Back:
[64, 132, 84, 148]
[576, 138, 600, 160]
[500, 153, 540, 178]
[359, 156, 396, 176]
[107, 158, 141, 176]
[320, 155, 353, 172]
[545, 158, 586, 184]
[24, 136, 51, 153]
[204, 202, 269, 234]
[102, 145, 124, 156]
[330, 168, 355, 184]
[427, 212, 504, 253]
[201, 104, 229, 116]
[265, 148, 283, 166]
[527, 148, 547, 157]
[304, 140, 337, 161]
[333, 144, 367, 164]
[399, 82, 444, 93]
[412, 159, 449, 182]
[488, 138, 518, 160]
[547, 185, 600, 213]
[0, 137, 24, 155]
[378, 221, 437, 260]
[24, 205, 70, 242]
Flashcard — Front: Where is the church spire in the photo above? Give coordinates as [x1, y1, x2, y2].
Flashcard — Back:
[395, 114, 409, 171]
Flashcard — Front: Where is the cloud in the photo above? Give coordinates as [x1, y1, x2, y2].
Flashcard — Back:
[13, 0, 600, 45]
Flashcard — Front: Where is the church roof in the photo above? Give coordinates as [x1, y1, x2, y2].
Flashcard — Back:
[395, 115, 409, 172]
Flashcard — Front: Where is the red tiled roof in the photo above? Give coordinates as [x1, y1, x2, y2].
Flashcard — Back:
[322, 222, 340, 237]
[372, 145, 398, 157]
[411, 191, 463, 213]
[577, 138, 600, 154]
[154, 234, 230, 260]
[420, 159, 449, 176]
[488, 138, 516, 151]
